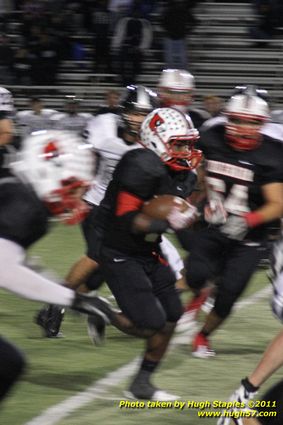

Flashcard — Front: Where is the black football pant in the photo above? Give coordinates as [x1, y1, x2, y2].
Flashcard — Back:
[185, 228, 265, 318]
[100, 247, 183, 331]
[0, 337, 26, 401]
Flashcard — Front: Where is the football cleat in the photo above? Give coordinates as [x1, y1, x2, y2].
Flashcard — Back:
[72, 293, 114, 324]
[35, 305, 65, 338]
[86, 314, 106, 346]
[124, 381, 180, 401]
[192, 332, 215, 358]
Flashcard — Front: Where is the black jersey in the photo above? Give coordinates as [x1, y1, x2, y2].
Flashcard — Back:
[98, 148, 197, 255]
[199, 123, 283, 241]
[0, 112, 12, 179]
[0, 177, 49, 248]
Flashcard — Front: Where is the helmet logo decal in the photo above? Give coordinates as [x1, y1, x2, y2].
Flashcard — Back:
[149, 113, 165, 132]
[43, 141, 60, 161]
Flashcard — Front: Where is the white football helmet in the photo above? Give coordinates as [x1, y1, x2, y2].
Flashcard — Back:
[140, 107, 202, 171]
[225, 86, 270, 150]
[157, 69, 195, 112]
[0, 87, 14, 113]
[11, 130, 95, 224]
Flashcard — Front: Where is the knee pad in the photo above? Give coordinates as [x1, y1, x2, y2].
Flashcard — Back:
[132, 302, 167, 332]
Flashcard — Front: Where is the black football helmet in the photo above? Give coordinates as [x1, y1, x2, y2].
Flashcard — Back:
[119, 85, 159, 137]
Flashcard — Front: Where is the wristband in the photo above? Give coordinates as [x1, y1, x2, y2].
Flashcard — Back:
[244, 211, 264, 228]
[241, 377, 260, 393]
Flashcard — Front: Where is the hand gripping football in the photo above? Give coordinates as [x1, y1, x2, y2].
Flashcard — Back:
[142, 194, 191, 220]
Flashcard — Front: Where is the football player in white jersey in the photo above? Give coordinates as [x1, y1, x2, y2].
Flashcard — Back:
[0, 87, 16, 181]
[36, 86, 185, 341]
[0, 87, 14, 147]
[50, 95, 92, 135]
[16, 97, 57, 139]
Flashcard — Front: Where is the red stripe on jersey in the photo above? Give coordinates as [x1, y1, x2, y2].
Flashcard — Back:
[116, 191, 144, 216]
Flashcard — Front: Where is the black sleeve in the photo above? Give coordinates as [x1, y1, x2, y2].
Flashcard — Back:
[258, 140, 283, 186]
[115, 149, 167, 199]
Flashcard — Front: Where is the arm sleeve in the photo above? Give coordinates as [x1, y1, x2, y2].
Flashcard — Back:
[0, 239, 74, 306]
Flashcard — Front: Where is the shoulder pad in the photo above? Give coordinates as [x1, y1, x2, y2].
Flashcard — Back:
[117, 149, 166, 199]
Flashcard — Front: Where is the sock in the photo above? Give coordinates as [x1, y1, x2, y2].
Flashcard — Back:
[134, 359, 159, 384]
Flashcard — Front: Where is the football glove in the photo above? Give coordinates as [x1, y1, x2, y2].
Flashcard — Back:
[217, 378, 258, 425]
[220, 215, 248, 241]
[204, 199, 227, 225]
[167, 204, 198, 230]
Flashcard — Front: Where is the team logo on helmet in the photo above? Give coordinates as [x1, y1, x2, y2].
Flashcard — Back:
[149, 113, 165, 133]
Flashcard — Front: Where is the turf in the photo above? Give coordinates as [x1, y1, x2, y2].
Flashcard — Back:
[1, 225, 282, 425]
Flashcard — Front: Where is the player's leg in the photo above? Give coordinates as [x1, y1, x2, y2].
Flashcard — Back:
[127, 258, 183, 400]
[193, 242, 264, 357]
[100, 247, 167, 338]
[183, 229, 225, 324]
[0, 337, 26, 402]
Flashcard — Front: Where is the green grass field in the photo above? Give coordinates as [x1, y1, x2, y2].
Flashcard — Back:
[1, 224, 282, 425]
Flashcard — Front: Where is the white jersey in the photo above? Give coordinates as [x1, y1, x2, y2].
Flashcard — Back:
[84, 113, 139, 206]
[16, 109, 57, 138]
[50, 112, 92, 135]
[261, 122, 283, 143]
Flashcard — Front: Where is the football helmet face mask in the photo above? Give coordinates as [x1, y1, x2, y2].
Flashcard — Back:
[11, 130, 94, 224]
[158, 69, 195, 112]
[225, 88, 270, 151]
[120, 85, 158, 138]
[140, 107, 202, 171]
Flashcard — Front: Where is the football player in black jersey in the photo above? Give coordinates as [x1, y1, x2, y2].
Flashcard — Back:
[35, 85, 159, 340]
[157, 68, 210, 129]
[0, 87, 15, 179]
[93, 107, 202, 400]
[183, 86, 283, 358]
[0, 130, 115, 404]
[216, 239, 283, 425]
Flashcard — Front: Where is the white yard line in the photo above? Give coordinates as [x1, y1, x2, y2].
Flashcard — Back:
[24, 286, 271, 425]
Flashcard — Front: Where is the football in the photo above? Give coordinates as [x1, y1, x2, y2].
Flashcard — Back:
[142, 194, 190, 220]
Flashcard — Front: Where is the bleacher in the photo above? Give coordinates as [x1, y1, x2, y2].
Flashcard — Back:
[4, 1, 283, 111]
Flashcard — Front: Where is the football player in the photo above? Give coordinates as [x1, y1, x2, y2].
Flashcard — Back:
[0, 130, 114, 403]
[36, 85, 159, 339]
[157, 68, 210, 128]
[16, 97, 57, 140]
[184, 86, 283, 358]
[0, 87, 15, 179]
[217, 237, 283, 425]
[50, 95, 92, 135]
[92, 107, 202, 400]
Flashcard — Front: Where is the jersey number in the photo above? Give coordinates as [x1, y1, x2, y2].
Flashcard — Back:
[206, 176, 250, 215]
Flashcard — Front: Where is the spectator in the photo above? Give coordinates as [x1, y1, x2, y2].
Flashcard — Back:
[108, 0, 133, 30]
[249, 0, 277, 46]
[30, 33, 59, 85]
[96, 89, 120, 115]
[0, 34, 14, 84]
[161, 0, 191, 69]
[202, 95, 224, 118]
[111, 4, 152, 85]
[92, 0, 112, 73]
[12, 46, 32, 84]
